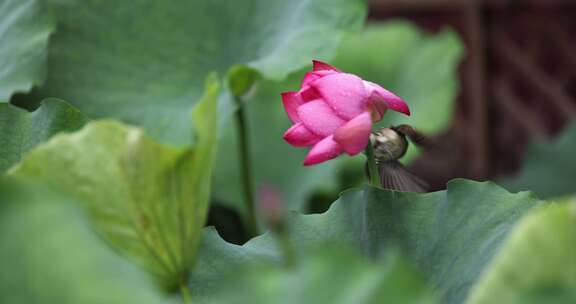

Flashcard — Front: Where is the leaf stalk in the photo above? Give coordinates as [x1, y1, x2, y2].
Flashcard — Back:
[234, 96, 259, 237]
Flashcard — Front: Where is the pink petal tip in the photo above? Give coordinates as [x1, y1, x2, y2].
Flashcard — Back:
[364, 81, 410, 116]
[312, 60, 341, 72]
[283, 123, 319, 147]
[281, 92, 304, 123]
[303, 135, 343, 166]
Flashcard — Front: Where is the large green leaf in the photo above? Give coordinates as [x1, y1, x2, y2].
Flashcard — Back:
[202, 247, 436, 304]
[213, 21, 463, 213]
[193, 180, 540, 304]
[19, 0, 366, 144]
[0, 98, 87, 173]
[0, 181, 169, 304]
[466, 199, 576, 304]
[502, 122, 576, 199]
[510, 288, 576, 304]
[0, 0, 54, 101]
[9, 77, 220, 288]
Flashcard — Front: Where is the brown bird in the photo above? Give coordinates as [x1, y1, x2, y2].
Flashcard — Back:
[368, 124, 431, 192]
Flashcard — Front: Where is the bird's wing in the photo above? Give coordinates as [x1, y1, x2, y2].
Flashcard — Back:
[379, 160, 429, 193]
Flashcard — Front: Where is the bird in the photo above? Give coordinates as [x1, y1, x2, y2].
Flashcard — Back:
[368, 124, 432, 192]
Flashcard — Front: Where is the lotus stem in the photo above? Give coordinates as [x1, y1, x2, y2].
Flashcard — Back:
[234, 96, 259, 237]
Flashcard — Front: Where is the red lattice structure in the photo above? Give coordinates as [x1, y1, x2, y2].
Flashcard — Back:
[370, 0, 576, 189]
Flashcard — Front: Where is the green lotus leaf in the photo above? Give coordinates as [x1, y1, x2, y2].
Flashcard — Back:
[502, 122, 576, 199]
[0, 0, 54, 100]
[10, 76, 219, 289]
[0, 98, 87, 173]
[466, 199, 576, 304]
[193, 179, 540, 304]
[202, 246, 437, 304]
[13, 0, 366, 145]
[0, 180, 169, 304]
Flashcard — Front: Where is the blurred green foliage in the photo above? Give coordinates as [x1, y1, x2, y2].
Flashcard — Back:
[502, 122, 576, 199]
[0, 181, 169, 304]
[205, 247, 437, 304]
[9, 0, 365, 145]
[193, 180, 541, 304]
[0, 0, 53, 101]
[0, 99, 87, 172]
[466, 200, 576, 304]
[9, 77, 219, 288]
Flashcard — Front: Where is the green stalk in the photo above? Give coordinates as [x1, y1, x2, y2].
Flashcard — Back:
[179, 280, 192, 304]
[234, 96, 259, 237]
[365, 143, 381, 188]
[276, 228, 295, 268]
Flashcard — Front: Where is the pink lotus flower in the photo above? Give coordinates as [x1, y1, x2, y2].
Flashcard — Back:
[282, 60, 410, 166]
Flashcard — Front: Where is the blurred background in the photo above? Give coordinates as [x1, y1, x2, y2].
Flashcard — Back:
[370, 0, 576, 187]
[209, 0, 576, 243]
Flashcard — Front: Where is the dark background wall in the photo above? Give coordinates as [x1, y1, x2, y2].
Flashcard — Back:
[369, 0, 576, 189]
